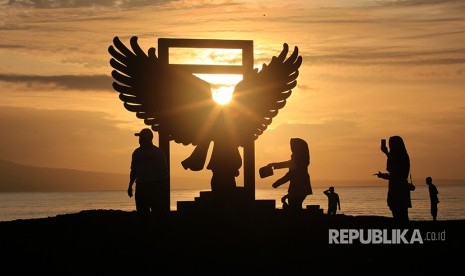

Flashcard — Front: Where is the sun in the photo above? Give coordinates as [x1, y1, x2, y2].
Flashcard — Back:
[195, 74, 243, 105]
[212, 86, 234, 105]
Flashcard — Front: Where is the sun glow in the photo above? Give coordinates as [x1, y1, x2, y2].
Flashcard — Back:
[195, 74, 243, 105]
[212, 86, 234, 105]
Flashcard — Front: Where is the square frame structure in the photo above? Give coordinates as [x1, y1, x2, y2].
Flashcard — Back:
[158, 38, 256, 208]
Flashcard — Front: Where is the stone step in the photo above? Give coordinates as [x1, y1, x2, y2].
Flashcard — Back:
[305, 204, 324, 215]
[177, 198, 276, 214]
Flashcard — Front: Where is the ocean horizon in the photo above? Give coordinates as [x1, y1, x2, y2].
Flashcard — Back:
[1, 184, 464, 222]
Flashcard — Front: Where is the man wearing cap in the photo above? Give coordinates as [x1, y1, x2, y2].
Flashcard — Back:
[128, 128, 169, 217]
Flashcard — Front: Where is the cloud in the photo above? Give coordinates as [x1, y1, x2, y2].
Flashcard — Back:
[380, 0, 464, 7]
[2, 0, 240, 9]
[0, 44, 25, 49]
[0, 25, 32, 31]
[0, 74, 113, 91]
[304, 48, 465, 66]
[395, 30, 465, 40]
[57, 15, 124, 22]
[2, 0, 175, 8]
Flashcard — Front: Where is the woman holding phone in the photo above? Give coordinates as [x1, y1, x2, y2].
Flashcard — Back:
[375, 136, 412, 222]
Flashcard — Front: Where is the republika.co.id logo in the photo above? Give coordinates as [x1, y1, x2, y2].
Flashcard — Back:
[329, 229, 446, 244]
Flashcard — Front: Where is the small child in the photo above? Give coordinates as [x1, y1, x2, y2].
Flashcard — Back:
[281, 194, 289, 210]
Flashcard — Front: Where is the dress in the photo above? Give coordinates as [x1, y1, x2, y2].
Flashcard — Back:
[386, 153, 411, 210]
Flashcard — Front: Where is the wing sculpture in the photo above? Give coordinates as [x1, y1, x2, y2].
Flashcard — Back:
[109, 36, 302, 193]
[109, 36, 214, 146]
[231, 43, 302, 144]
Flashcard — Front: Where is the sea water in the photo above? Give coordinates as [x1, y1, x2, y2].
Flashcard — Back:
[0, 184, 463, 222]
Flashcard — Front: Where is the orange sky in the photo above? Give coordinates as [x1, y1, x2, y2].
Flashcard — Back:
[1, 0, 465, 189]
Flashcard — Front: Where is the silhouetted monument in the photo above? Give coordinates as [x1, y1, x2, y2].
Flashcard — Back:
[109, 36, 302, 211]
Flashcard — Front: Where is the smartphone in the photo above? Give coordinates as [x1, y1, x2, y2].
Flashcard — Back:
[381, 139, 386, 148]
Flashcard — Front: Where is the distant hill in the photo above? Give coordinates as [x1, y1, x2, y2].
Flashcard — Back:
[0, 159, 126, 192]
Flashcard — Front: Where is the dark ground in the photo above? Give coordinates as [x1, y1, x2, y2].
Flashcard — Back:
[0, 209, 463, 275]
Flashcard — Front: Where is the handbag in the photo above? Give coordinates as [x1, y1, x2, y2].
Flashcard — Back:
[408, 173, 416, 191]
[259, 164, 274, 178]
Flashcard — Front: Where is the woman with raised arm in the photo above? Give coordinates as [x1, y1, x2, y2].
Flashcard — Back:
[375, 136, 412, 222]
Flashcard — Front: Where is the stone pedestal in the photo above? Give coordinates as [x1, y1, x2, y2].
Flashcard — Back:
[177, 187, 275, 215]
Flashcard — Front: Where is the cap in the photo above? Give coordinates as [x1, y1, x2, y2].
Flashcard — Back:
[134, 128, 153, 139]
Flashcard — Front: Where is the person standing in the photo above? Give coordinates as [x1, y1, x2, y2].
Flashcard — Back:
[426, 176, 439, 221]
[128, 128, 169, 218]
[323, 186, 341, 215]
[375, 136, 412, 222]
[265, 138, 312, 211]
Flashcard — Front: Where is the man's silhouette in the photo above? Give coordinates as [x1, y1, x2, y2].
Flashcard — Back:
[323, 187, 340, 215]
[426, 176, 439, 221]
[128, 128, 169, 218]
